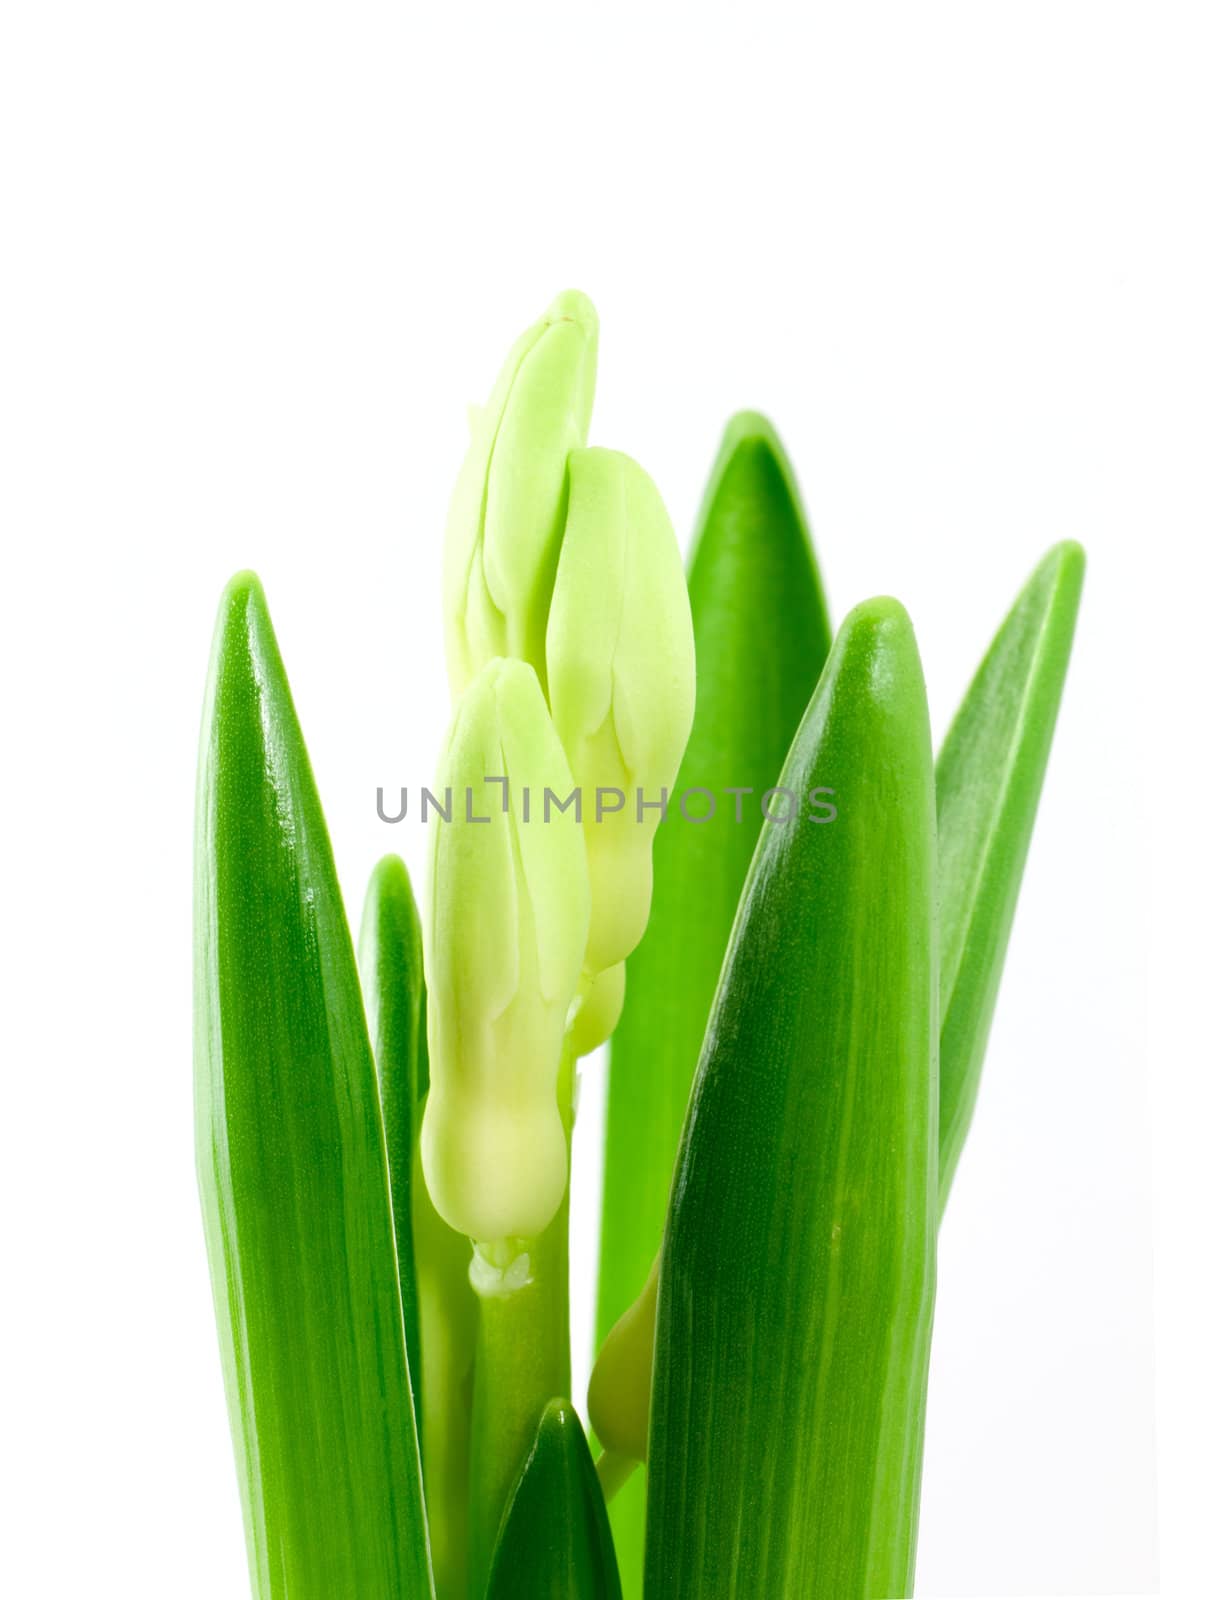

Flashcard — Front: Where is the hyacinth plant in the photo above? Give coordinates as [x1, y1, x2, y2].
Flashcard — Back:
[195, 291, 1084, 1599]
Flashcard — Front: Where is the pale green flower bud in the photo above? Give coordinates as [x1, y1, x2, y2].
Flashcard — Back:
[546, 447, 695, 978]
[443, 290, 599, 698]
[421, 657, 591, 1244]
[564, 963, 626, 1060]
[588, 1252, 659, 1462]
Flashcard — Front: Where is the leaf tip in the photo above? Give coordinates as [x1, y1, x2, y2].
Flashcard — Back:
[217, 567, 267, 620]
[207, 568, 276, 681]
[366, 851, 415, 904]
[714, 408, 793, 483]
[538, 1396, 575, 1437]
[840, 593, 920, 662]
[1042, 538, 1087, 594]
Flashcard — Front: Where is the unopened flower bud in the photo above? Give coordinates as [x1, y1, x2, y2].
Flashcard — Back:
[421, 658, 590, 1244]
[443, 291, 599, 698]
[564, 963, 626, 1060]
[588, 1253, 659, 1463]
[546, 447, 695, 977]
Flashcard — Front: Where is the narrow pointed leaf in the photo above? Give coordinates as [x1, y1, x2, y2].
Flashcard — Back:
[361, 866, 476, 1600]
[645, 599, 937, 1599]
[596, 414, 829, 1588]
[486, 1401, 622, 1600]
[194, 573, 433, 1599]
[937, 541, 1085, 1209]
[358, 854, 426, 1438]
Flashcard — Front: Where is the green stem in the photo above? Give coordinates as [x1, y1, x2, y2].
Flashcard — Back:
[467, 1049, 576, 1595]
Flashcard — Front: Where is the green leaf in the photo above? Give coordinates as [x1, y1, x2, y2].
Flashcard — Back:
[358, 854, 425, 1439]
[486, 1401, 622, 1600]
[360, 867, 477, 1600]
[936, 541, 1085, 1210]
[596, 413, 829, 1590]
[194, 573, 433, 1599]
[644, 598, 937, 1599]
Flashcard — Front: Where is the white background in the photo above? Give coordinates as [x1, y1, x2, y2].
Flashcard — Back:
[2, 4, 1201, 1596]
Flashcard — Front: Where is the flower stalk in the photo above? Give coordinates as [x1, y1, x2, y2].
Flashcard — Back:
[467, 1047, 576, 1593]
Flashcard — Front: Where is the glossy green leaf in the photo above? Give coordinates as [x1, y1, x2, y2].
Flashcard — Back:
[358, 854, 425, 1437]
[937, 541, 1085, 1210]
[596, 412, 830, 1587]
[361, 867, 476, 1600]
[194, 573, 433, 1599]
[644, 598, 937, 1599]
[486, 1401, 622, 1600]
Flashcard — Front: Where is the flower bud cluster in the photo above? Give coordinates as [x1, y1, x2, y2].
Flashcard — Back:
[425, 292, 694, 1245]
